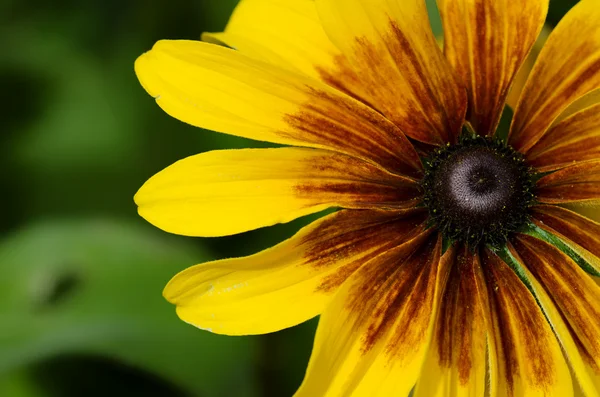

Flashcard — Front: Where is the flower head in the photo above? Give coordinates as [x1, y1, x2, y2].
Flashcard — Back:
[134, 0, 600, 395]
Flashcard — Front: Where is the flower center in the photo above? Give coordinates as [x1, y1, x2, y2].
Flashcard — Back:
[421, 135, 535, 248]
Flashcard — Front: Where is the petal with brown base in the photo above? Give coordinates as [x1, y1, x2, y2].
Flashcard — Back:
[135, 40, 422, 177]
[414, 246, 489, 397]
[481, 248, 573, 397]
[135, 148, 421, 237]
[527, 104, 600, 171]
[164, 208, 427, 335]
[438, 0, 548, 136]
[509, 0, 600, 153]
[535, 161, 600, 205]
[315, 0, 467, 145]
[512, 235, 600, 395]
[295, 234, 452, 397]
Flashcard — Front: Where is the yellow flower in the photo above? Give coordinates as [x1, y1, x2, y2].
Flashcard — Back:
[134, 0, 600, 395]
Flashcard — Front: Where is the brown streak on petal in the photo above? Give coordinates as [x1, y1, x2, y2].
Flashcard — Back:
[387, 22, 454, 144]
[294, 181, 420, 208]
[438, 0, 547, 136]
[385, 237, 450, 364]
[317, 54, 377, 108]
[312, 210, 428, 292]
[284, 87, 422, 178]
[482, 248, 557, 393]
[364, 236, 437, 354]
[315, 12, 466, 146]
[436, 246, 487, 384]
[343, 233, 439, 357]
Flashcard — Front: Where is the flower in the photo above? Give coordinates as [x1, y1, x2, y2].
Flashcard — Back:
[134, 0, 600, 395]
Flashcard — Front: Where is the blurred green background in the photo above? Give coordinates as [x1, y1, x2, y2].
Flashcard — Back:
[0, 0, 579, 396]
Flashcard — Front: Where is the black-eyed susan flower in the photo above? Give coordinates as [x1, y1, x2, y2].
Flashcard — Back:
[134, 0, 600, 395]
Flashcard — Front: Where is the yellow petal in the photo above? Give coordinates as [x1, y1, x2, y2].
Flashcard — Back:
[414, 247, 489, 397]
[296, 234, 453, 396]
[438, 0, 548, 136]
[314, 0, 467, 145]
[203, 0, 340, 81]
[509, 0, 600, 153]
[165, 208, 428, 335]
[135, 39, 422, 176]
[513, 235, 600, 396]
[481, 248, 573, 397]
[135, 147, 419, 237]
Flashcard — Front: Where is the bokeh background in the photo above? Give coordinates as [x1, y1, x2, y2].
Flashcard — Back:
[0, 0, 581, 396]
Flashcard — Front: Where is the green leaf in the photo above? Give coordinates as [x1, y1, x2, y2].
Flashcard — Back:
[426, 0, 443, 38]
[0, 219, 259, 397]
[495, 105, 514, 143]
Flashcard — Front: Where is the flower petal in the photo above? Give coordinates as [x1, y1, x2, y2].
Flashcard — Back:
[512, 235, 600, 396]
[531, 205, 600, 276]
[314, 0, 467, 145]
[509, 0, 600, 153]
[481, 248, 573, 397]
[413, 246, 490, 397]
[527, 104, 600, 171]
[135, 148, 420, 237]
[438, 0, 548, 136]
[202, 0, 340, 81]
[536, 161, 600, 204]
[295, 234, 452, 396]
[505, 26, 551, 110]
[165, 208, 427, 335]
[135, 40, 422, 176]
[556, 90, 600, 125]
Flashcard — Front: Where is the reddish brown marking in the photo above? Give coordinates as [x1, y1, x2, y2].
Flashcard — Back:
[284, 87, 422, 178]
[531, 205, 600, 260]
[481, 248, 557, 393]
[513, 234, 600, 368]
[336, 234, 445, 365]
[435, 246, 487, 384]
[295, 181, 420, 208]
[441, 0, 543, 137]
[314, 211, 429, 293]
[317, 55, 376, 108]
[385, 236, 447, 363]
[314, 17, 466, 147]
[367, 236, 437, 354]
[290, 151, 423, 210]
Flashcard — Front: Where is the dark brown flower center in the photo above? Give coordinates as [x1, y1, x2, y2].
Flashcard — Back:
[421, 135, 535, 248]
